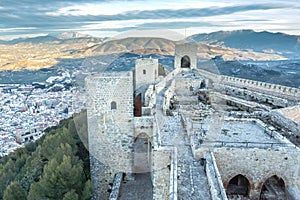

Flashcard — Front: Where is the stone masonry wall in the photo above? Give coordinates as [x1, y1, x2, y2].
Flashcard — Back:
[213, 147, 300, 199]
[222, 75, 300, 101]
[86, 72, 135, 199]
[134, 116, 154, 138]
[197, 69, 300, 103]
[152, 148, 172, 200]
[222, 84, 289, 107]
[135, 58, 159, 90]
[163, 79, 176, 115]
[174, 43, 197, 69]
[156, 68, 181, 93]
[205, 152, 228, 200]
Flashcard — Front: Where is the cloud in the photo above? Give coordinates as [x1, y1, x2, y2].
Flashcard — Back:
[0, 0, 299, 39]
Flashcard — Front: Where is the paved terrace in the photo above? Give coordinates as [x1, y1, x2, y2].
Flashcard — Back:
[155, 77, 212, 200]
[192, 116, 297, 149]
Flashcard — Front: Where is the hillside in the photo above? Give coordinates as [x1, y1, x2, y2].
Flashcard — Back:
[0, 112, 92, 199]
[188, 30, 300, 59]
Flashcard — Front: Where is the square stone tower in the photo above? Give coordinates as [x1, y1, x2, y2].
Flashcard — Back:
[174, 42, 198, 69]
[85, 71, 135, 199]
[134, 58, 159, 90]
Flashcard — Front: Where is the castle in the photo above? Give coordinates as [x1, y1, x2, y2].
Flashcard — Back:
[85, 42, 300, 200]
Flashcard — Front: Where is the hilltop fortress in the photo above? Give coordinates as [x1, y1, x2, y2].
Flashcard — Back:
[85, 42, 300, 200]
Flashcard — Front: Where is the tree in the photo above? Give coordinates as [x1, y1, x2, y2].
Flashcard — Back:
[3, 182, 26, 200]
[28, 155, 84, 200]
[63, 190, 78, 200]
[81, 180, 93, 200]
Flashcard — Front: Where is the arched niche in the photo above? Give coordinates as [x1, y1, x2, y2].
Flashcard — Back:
[259, 175, 286, 200]
[226, 174, 250, 198]
[180, 55, 191, 68]
[111, 101, 117, 110]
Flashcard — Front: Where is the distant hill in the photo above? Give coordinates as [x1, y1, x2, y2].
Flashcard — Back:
[51, 32, 92, 39]
[188, 30, 300, 59]
[78, 37, 284, 60]
[0, 35, 60, 45]
[89, 37, 175, 55]
[0, 32, 102, 45]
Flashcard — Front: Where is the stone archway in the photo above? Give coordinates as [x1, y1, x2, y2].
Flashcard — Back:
[226, 174, 250, 198]
[181, 55, 191, 68]
[133, 133, 151, 173]
[259, 175, 286, 200]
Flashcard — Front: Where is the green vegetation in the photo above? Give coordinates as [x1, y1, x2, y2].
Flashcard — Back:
[0, 111, 92, 200]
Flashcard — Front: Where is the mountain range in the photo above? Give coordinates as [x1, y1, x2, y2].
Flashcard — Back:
[188, 30, 300, 59]
[0, 30, 299, 70]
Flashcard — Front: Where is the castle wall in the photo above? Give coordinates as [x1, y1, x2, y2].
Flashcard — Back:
[144, 85, 156, 107]
[152, 148, 172, 200]
[222, 84, 289, 108]
[85, 72, 135, 199]
[222, 75, 300, 101]
[134, 116, 154, 138]
[205, 152, 228, 200]
[155, 68, 180, 93]
[163, 79, 176, 115]
[197, 69, 300, 104]
[212, 147, 300, 199]
[135, 58, 159, 90]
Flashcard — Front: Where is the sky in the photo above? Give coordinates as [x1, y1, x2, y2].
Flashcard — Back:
[0, 0, 300, 40]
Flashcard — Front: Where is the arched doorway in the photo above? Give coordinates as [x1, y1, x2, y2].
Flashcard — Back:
[226, 174, 250, 198]
[260, 175, 286, 200]
[134, 133, 151, 173]
[181, 55, 191, 68]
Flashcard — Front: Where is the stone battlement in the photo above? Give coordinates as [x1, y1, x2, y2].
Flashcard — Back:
[197, 69, 300, 101]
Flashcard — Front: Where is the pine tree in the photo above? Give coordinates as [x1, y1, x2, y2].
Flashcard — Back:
[3, 182, 26, 200]
[81, 180, 93, 200]
[62, 189, 78, 200]
[28, 155, 84, 200]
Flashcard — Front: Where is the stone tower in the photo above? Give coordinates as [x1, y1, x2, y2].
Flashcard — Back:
[134, 58, 159, 90]
[85, 71, 135, 199]
[174, 42, 197, 69]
